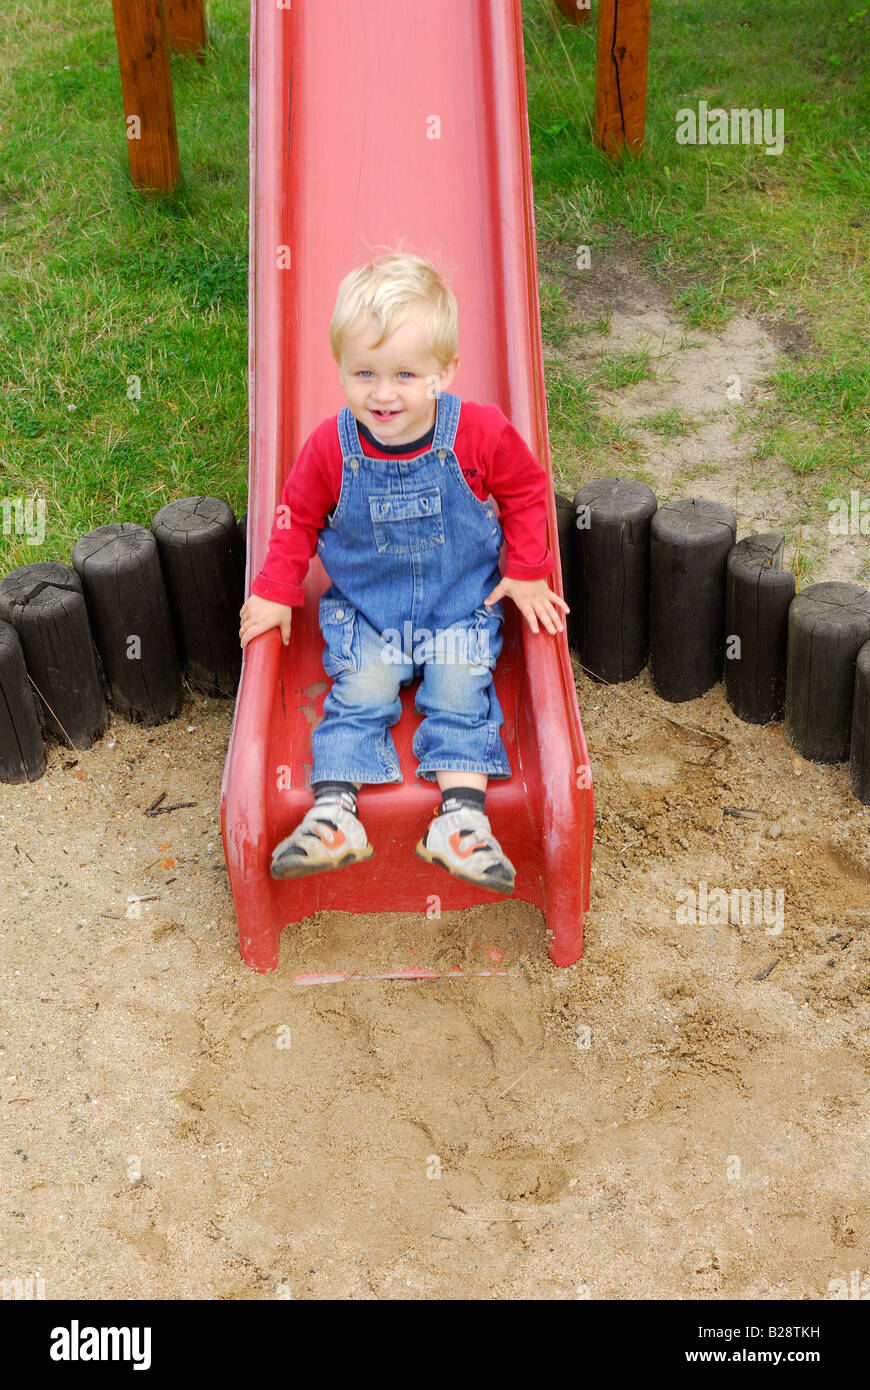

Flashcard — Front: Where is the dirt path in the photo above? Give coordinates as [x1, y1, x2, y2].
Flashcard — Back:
[1, 250, 867, 1300]
[548, 240, 867, 589]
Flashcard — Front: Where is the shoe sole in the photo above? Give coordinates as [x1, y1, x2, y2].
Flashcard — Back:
[413, 837, 515, 896]
[270, 844, 375, 881]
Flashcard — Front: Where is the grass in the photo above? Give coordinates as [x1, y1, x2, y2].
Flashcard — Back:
[0, 0, 249, 576]
[543, 357, 645, 488]
[0, 0, 867, 581]
[526, 0, 870, 505]
[594, 348, 654, 391]
[751, 359, 869, 476]
[788, 531, 826, 591]
[634, 408, 695, 438]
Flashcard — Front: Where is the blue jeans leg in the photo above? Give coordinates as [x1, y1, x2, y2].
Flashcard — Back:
[413, 651, 512, 781]
[311, 608, 407, 784]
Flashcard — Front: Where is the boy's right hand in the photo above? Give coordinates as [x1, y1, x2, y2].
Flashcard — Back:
[239, 595, 293, 649]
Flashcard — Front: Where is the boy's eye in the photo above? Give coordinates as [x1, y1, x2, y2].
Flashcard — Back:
[355, 370, 414, 379]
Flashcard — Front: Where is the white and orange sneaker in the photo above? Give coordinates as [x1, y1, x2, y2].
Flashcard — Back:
[270, 794, 374, 879]
[414, 801, 515, 895]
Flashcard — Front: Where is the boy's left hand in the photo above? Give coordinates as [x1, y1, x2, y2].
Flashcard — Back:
[484, 577, 570, 635]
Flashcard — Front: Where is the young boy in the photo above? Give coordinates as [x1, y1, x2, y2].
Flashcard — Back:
[239, 252, 568, 894]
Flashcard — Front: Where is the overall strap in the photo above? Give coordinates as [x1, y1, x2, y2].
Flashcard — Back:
[432, 391, 460, 453]
[336, 405, 363, 459]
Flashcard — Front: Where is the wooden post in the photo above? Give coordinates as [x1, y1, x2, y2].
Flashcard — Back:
[593, 0, 650, 155]
[785, 584, 870, 763]
[111, 0, 180, 193]
[573, 478, 658, 683]
[724, 535, 795, 724]
[152, 497, 244, 698]
[71, 525, 184, 725]
[553, 0, 592, 23]
[165, 0, 208, 60]
[650, 499, 736, 703]
[0, 563, 109, 750]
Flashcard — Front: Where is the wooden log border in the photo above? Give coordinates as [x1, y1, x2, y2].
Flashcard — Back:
[0, 561, 108, 753]
[724, 533, 795, 725]
[572, 475, 657, 683]
[1, 490, 869, 804]
[72, 522, 184, 725]
[849, 641, 870, 804]
[649, 497, 737, 703]
[785, 582, 870, 764]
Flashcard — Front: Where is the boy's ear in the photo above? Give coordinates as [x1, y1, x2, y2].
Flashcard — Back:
[440, 356, 460, 388]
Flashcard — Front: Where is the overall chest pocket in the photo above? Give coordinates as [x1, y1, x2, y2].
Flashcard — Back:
[369, 489, 444, 554]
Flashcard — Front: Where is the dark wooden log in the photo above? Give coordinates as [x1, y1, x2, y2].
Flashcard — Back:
[649, 498, 736, 702]
[572, 476, 658, 682]
[0, 620, 46, 782]
[724, 533, 795, 724]
[555, 492, 578, 647]
[850, 641, 870, 803]
[237, 510, 247, 580]
[152, 497, 244, 697]
[72, 523, 183, 724]
[0, 562, 108, 749]
[785, 582, 870, 763]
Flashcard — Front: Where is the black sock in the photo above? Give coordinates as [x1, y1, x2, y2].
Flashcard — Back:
[312, 780, 358, 815]
[440, 785, 486, 814]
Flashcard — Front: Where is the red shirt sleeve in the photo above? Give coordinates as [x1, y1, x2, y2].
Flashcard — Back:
[249, 418, 342, 607]
[477, 405, 555, 582]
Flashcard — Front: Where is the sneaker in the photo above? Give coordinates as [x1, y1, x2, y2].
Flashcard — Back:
[270, 795, 374, 880]
[414, 801, 515, 895]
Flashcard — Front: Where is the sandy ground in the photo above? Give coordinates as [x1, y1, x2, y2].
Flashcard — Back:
[1, 249, 867, 1300]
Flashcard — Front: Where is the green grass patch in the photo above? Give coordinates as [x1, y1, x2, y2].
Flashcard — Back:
[0, 0, 250, 576]
[594, 348, 654, 390]
[634, 408, 695, 437]
[545, 358, 646, 484]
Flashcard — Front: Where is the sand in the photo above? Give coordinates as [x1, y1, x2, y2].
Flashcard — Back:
[1, 247, 867, 1300]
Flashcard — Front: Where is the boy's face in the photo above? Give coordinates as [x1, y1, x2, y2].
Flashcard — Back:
[337, 312, 459, 446]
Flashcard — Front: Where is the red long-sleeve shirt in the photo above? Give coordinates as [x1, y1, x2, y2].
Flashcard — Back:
[250, 399, 555, 608]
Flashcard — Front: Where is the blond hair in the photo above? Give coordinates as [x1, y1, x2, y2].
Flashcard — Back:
[329, 252, 458, 366]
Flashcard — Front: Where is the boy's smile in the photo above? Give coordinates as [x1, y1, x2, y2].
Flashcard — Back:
[338, 313, 459, 446]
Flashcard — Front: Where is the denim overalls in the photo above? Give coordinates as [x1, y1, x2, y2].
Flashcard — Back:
[311, 390, 512, 785]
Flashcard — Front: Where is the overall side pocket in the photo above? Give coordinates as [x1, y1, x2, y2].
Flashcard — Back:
[319, 597, 361, 677]
[463, 602, 504, 670]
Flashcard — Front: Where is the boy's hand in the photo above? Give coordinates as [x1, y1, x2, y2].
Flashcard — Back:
[239, 595, 293, 649]
[484, 577, 569, 635]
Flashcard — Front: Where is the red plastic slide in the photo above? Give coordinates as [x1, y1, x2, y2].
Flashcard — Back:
[220, 0, 594, 971]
